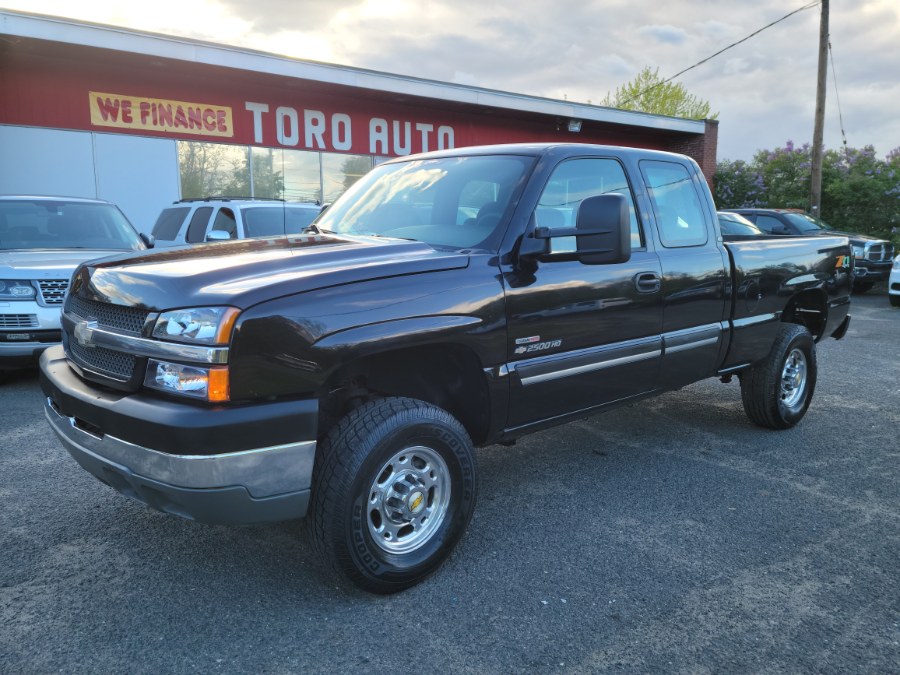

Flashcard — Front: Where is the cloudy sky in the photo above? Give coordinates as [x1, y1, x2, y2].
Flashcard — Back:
[2, 0, 899, 160]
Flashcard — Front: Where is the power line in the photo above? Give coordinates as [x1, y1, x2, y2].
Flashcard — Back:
[828, 39, 850, 156]
[620, 1, 821, 106]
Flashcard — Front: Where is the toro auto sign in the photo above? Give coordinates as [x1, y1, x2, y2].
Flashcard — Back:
[87, 91, 455, 155]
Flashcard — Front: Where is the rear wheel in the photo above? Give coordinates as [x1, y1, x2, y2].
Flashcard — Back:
[309, 397, 477, 593]
[740, 323, 817, 429]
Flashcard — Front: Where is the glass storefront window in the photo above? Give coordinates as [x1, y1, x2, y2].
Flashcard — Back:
[281, 149, 322, 203]
[178, 142, 250, 199]
[178, 142, 373, 204]
[249, 147, 284, 199]
[322, 153, 374, 204]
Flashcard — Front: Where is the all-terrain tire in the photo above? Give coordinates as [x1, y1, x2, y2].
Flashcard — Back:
[309, 397, 477, 593]
[740, 323, 817, 430]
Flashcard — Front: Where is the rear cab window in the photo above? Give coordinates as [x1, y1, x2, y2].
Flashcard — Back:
[640, 160, 708, 248]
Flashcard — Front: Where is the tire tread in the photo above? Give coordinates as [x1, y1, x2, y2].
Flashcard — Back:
[740, 323, 815, 430]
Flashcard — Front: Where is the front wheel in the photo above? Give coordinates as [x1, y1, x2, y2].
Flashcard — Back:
[890, 294, 900, 308]
[309, 397, 477, 593]
[740, 323, 817, 429]
[853, 281, 874, 294]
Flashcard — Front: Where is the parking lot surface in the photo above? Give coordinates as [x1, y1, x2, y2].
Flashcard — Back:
[1, 292, 898, 673]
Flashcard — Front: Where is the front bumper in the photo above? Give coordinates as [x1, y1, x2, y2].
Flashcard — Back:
[853, 261, 892, 281]
[40, 346, 318, 525]
[0, 301, 64, 367]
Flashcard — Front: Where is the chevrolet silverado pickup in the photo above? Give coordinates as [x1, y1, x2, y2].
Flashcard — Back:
[40, 144, 852, 593]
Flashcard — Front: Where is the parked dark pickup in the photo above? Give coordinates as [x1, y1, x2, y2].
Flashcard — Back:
[724, 208, 894, 292]
[40, 144, 852, 593]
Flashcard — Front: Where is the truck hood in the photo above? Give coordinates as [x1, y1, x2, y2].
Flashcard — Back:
[816, 229, 887, 246]
[69, 234, 470, 310]
[0, 249, 128, 278]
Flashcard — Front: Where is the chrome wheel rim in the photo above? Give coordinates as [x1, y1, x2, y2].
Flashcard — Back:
[367, 446, 451, 554]
[780, 348, 808, 410]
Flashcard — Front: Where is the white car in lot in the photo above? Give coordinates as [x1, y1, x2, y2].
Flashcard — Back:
[890, 253, 900, 307]
[150, 198, 322, 247]
[0, 196, 147, 374]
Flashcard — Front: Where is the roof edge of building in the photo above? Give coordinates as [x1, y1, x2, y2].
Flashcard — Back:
[1, 9, 706, 135]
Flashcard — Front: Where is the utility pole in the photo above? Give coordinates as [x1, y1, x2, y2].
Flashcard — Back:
[809, 0, 829, 217]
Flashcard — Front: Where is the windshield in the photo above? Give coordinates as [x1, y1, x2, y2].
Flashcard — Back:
[0, 200, 144, 251]
[783, 212, 830, 233]
[242, 205, 320, 237]
[313, 155, 535, 250]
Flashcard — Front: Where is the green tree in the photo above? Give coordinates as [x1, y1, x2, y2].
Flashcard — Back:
[602, 66, 717, 120]
[752, 140, 811, 210]
[714, 159, 764, 208]
[714, 142, 900, 243]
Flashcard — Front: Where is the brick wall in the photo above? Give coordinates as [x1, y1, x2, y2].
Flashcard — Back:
[666, 119, 719, 188]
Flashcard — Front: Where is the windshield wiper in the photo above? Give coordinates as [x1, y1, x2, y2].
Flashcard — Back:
[302, 224, 336, 234]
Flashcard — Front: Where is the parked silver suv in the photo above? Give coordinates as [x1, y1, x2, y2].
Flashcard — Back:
[151, 198, 322, 247]
[0, 196, 147, 373]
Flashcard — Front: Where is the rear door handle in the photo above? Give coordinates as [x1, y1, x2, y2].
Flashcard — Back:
[634, 272, 661, 294]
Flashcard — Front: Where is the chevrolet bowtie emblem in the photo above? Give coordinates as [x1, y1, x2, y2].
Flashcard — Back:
[74, 319, 99, 348]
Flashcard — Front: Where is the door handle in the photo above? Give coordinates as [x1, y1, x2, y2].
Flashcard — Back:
[634, 272, 661, 294]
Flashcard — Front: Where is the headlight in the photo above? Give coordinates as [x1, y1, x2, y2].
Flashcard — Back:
[152, 306, 239, 345]
[0, 280, 37, 300]
[144, 359, 229, 402]
[893, 255, 900, 270]
[851, 245, 865, 259]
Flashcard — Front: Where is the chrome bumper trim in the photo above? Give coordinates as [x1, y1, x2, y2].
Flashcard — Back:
[45, 398, 315, 498]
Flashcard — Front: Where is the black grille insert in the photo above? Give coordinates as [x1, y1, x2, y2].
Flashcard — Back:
[67, 296, 150, 334]
[68, 337, 137, 381]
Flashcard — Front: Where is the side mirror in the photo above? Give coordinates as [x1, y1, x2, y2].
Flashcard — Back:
[139, 232, 155, 249]
[205, 230, 232, 242]
[520, 194, 631, 265]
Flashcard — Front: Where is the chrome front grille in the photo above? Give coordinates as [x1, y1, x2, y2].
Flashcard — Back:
[0, 314, 39, 329]
[67, 295, 150, 334]
[866, 243, 894, 262]
[38, 279, 69, 305]
[64, 297, 151, 383]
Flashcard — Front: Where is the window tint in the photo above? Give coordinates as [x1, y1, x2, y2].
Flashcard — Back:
[241, 206, 320, 237]
[536, 158, 643, 250]
[754, 215, 787, 234]
[151, 207, 190, 240]
[783, 212, 828, 233]
[210, 208, 237, 239]
[640, 160, 708, 248]
[284, 207, 320, 234]
[0, 200, 143, 251]
[717, 212, 763, 236]
[185, 207, 213, 243]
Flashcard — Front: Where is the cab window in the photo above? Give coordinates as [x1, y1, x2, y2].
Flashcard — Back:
[536, 158, 643, 251]
[640, 160, 708, 248]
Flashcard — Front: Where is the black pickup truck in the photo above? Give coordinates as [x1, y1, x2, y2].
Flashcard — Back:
[40, 144, 852, 593]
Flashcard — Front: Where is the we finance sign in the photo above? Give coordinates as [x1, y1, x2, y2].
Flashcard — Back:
[89, 92, 234, 138]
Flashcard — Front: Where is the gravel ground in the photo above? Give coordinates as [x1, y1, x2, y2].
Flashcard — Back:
[1, 291, 898, 674]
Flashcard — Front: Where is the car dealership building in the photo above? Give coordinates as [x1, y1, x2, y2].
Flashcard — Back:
[0, 9, 718, 233]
